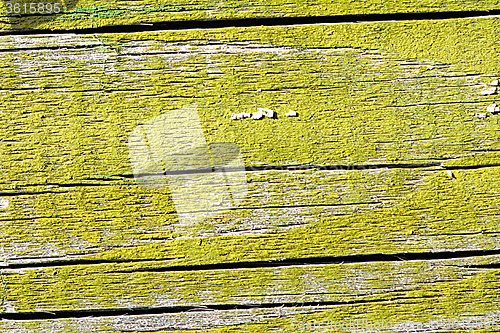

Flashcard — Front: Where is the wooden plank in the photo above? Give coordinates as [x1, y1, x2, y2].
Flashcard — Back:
[2, 166, 500, 263]
[1, 255, 499, 331]
[2, 306, 500, 333]
[2, 18, 500, 180]
[1, 0, 500, 32]
[1, 16, 500, 331]
[1, 17, 500, 263]
[0, 308, 332, 332]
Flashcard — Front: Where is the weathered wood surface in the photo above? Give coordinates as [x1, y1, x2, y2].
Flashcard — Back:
[1, 256, 500, 331]
[1, 0, 500, 31]
[0, 13, 500, 333]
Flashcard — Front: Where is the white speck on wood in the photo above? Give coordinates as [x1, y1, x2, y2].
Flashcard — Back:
[257, 108, 274, 118]
[490, 79, 499, 86]
[474, 113, 488, 118]
[0, 198, 9, 209]
[285, 110, 297, 117]
[480, 86, 496, 95]
[486, 104, 499, 114]
[446, 170, 455, 179]
[252, 111, 264, 119]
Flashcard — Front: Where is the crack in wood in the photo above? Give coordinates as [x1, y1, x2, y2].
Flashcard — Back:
[2, 10, 500, 36]
[109, 162, 500, 179]
[3, 249, 499, 272]
[0, 190, 62, 196]
[467, 263, 500, 269]
[0, 44, 101, 53]
[122, 162, 443, 179]
[0, 258, 176, 270]
[0, 295, 437, 320]
[111, 249, 500, 273]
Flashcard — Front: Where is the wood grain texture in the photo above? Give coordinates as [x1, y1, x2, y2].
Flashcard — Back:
[1, 17, 499, 262]
[2, 308, 500, 333]
[1, 256, 500, 331]
[1, 0, 500, 31]
[1, 15, 500, 332]
[1, 166, 500, 264]
[2, 254, 499, 310]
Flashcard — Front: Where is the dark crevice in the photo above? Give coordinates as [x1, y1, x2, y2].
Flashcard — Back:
[112, 249, 500, 274]
[0, 258, 176, 270]
[0, 44, 101, 53]
[387, 100, 497, 108]
[52, 183, 116, 188]
[166, 201, 382, 215]
[121, 163, 442, 179]
[2, 10, 500, 36]
[0, 190, 62, 196]
[0, 216, 56, 222]
[223, 201, 381, 211]
[424, 231, 500, 237]
[0, 295, 434, 320]
[23, 182, 123, 188]
[84, 177, 126, 182]
[112, 162, 500, 179]
[470, 149, 500, 152]
[445, 163, 500, 170]
[3, 249, 500, 272]
[468, 263, 500, 269]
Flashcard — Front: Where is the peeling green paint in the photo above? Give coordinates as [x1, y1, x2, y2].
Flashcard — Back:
[0, 17, 499, 330]
[1, 0, 500, 31]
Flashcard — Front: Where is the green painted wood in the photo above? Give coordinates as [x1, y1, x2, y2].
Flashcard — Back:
[3, 255, 499, 310]
[1, 0, 500, 31]
[1, 166, 500, 264]
[1, 16, 500, 332]
[1, 256, 499, 331]
[2, 306, 500, 332]
[1, 17, 499, 263]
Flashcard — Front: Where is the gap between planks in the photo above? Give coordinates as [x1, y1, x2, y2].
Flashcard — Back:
[2, 10, 500, 36]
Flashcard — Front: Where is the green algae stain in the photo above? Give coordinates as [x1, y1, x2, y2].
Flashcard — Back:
[0, 18, 500, 321]
[3, 259, 499, 331]
[2, 0, 500, 31]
